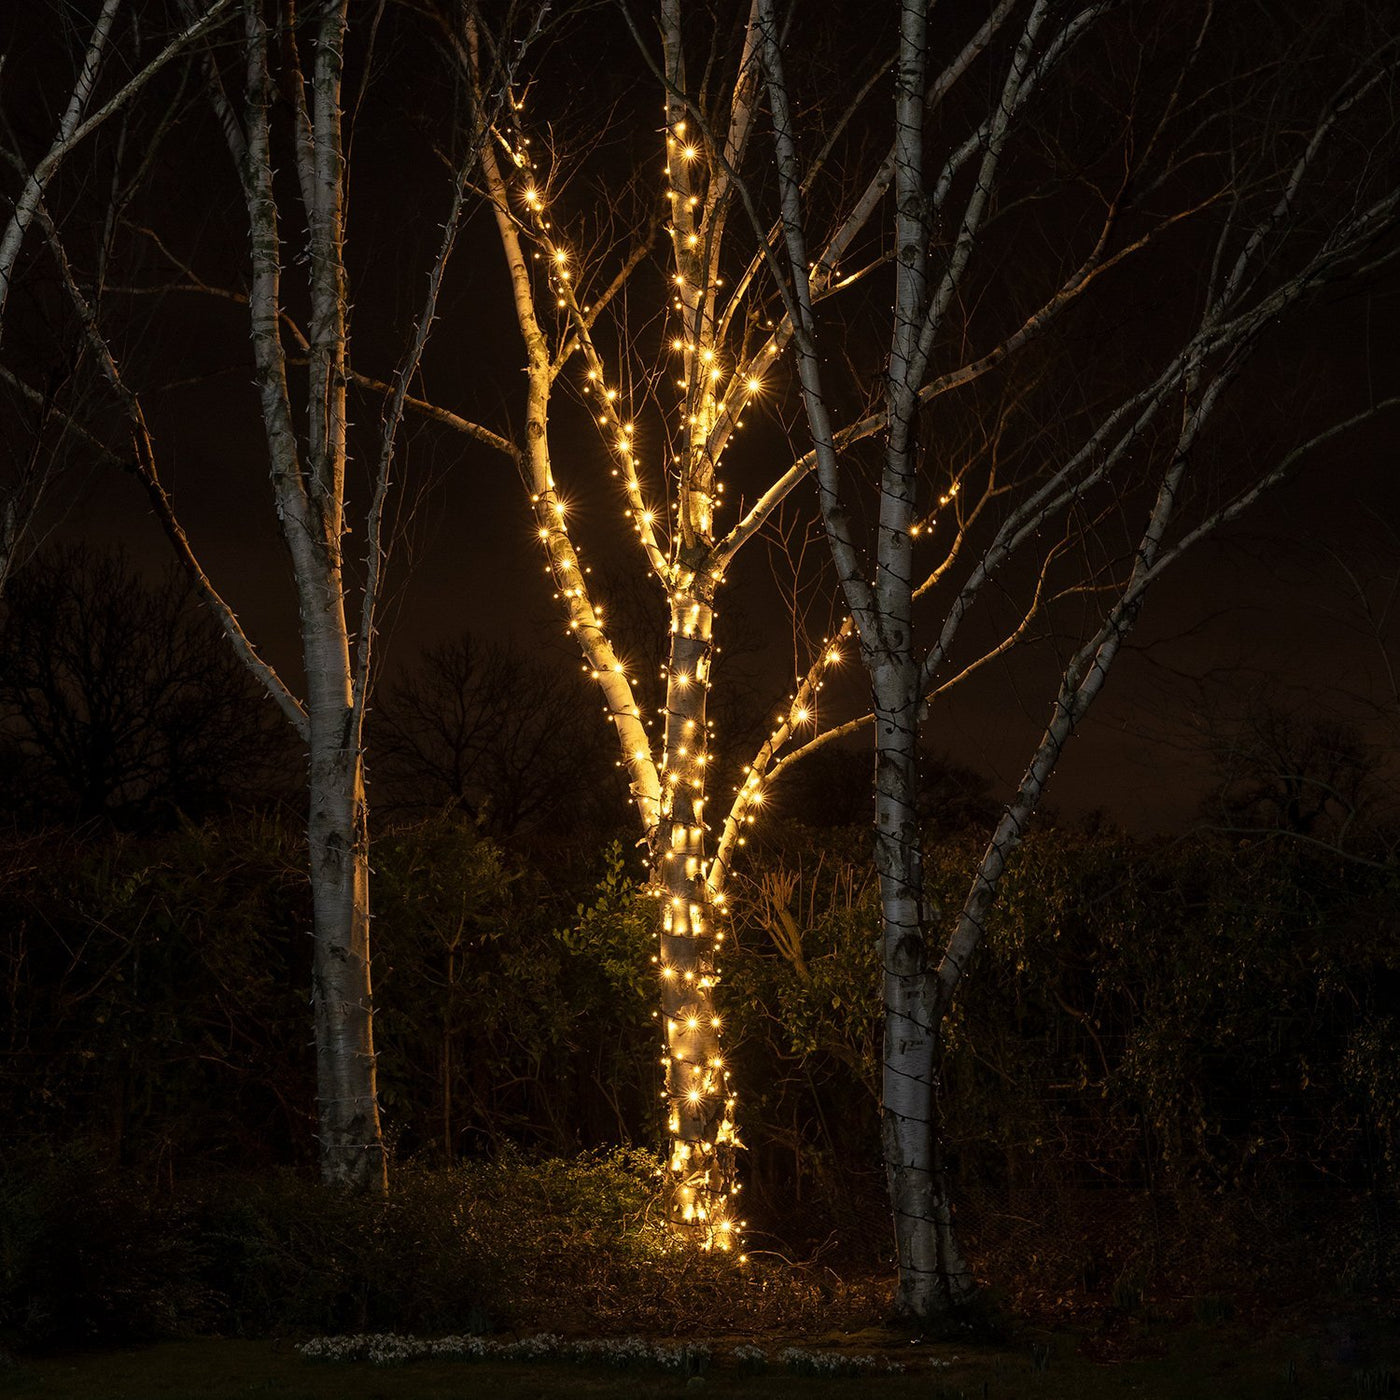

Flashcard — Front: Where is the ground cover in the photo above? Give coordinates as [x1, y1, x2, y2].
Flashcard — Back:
[2, 1315, 1396, 1400]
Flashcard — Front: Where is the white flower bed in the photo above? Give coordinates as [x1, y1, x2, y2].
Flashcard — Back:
[298, 1332, 709, 1372]
[298, 1332, 953, 1375]
[777, 1346, 906, 1375]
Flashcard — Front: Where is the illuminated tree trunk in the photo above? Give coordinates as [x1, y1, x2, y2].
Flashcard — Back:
[469, 0, 751, 1245]
[654, 578, 738, 1241]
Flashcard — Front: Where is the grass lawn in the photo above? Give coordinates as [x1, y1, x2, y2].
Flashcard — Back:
[1, 1320, 1392, 1400]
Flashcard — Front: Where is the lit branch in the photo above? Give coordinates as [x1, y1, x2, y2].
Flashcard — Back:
[709, 616, 856, 894]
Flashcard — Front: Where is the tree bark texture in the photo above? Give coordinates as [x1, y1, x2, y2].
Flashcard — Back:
[654, 579, 739, 1242]
[239, 0, 385, 1190]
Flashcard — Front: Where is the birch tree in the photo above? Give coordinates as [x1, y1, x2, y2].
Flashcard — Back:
[416, 0, 889, 1245]
[742, 0, 1400, 1317]
[429, 0, 1205, 1251]
[0, 0, 542, 1190]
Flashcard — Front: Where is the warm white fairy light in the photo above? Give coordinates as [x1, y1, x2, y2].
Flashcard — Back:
[500, 90, 748, 1257]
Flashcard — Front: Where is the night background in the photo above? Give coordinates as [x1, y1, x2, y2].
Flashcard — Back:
[0, 0, 1398, 1394]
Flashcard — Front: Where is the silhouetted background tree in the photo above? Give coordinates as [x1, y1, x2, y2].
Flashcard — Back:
[370, 634, 626, 842]
[1201, 701, 1387, 854]
[0, 548, 297, 830]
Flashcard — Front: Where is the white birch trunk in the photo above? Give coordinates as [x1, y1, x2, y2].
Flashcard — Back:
[873, 0, 976, 1318]
[304, 582, 385, 1191]
[238, 0, 385, 1190]
[872, 658, 974, 1318]
[655, 581, 738, 1240]
[469, 0, 752, 1243]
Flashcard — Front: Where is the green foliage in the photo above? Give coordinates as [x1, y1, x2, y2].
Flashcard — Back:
[721, 821, 1400, 1296]
[3, 808, 1398, 1316]
[0, 1148, 851, 1350]
[372, 822, 657, 1157]
[0, 819, 313, 1169]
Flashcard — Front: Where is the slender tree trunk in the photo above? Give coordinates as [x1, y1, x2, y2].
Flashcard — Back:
[0, 0, 121, 341]
[873, 662, 933, 1311]
[655, 576, 738, 1243]
[470, 41, 741, 1241]
[871, 649, 974, 1319]
[304, 581, 385, 1192]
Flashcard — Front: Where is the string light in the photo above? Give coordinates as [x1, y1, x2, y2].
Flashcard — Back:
[501, 84, 752, 1256]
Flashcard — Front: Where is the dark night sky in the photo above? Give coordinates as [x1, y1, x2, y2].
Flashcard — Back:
[9, 0, 1400, 838]
[61, 382, 1400, 836]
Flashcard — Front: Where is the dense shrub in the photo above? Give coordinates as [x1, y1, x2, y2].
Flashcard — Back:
[2, 810, 1397, 1320]
[723, 820, 1400, 1301]
[0, 1144, 216, 1347]
[0, 817, 653, 1171]
[0, 1147, 868, 1350]
[373, 828, 657, 1158]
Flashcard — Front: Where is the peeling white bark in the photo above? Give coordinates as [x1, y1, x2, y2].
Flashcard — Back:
[749, 0, 1400, 1324]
